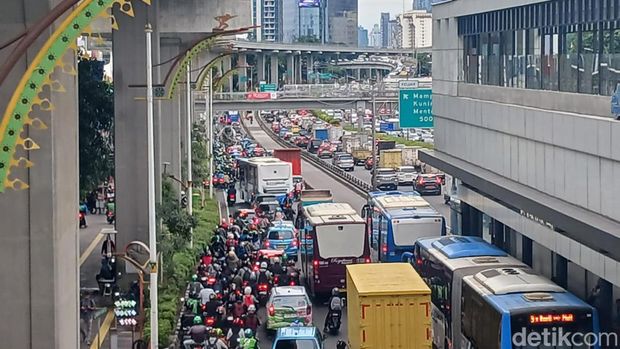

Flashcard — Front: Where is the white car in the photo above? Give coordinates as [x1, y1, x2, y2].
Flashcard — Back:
[397, 166, 418, 185]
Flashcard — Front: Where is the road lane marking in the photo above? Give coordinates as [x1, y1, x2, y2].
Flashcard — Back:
[80, 231, 104, 266]
[89, 309, 114, 349]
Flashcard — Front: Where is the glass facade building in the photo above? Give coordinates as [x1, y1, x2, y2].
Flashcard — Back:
[461, 0, 620, 96]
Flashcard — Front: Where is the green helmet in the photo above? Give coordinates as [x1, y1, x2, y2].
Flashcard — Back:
[193, 316, 202, 325]
[192, 274, 198, 281]
[244, 328, 253, 338]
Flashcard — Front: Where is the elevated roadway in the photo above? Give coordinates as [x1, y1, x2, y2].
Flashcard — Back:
[221, 40, 429, 55]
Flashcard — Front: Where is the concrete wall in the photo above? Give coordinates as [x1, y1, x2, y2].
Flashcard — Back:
[0, 0, 79, 348]
[158, 0, 252, 34]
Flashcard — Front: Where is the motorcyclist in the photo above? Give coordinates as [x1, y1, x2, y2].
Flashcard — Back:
[274, 207, 284, 221]
[239, 329, 259, 349]
[189, 274, 204, 299]
[199, 284, 216, 306]
[226, 250, 241, 270]
[226, 234, 238, 250]
[257, 262, 272, 286]
[231, 298, 246, 318]
[324, 287, 344, 333]
[204, 293, 222, 317]
[268, 257, 284, 276]
[183, 316, 209, 349]
[242, 286, 258, 309]
[205, 329, 228, 349]
[243, 305, 260, 333]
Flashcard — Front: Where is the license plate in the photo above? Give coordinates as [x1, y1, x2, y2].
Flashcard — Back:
[277, 246, 285, 250]
[285, 313, 299, 318]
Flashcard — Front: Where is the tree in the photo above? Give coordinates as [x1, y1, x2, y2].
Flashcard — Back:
[78, 57, 114, 196]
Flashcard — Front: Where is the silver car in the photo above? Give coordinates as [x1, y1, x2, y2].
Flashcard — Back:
[333, 153, 355, 171]
[374, 168, 398, 190]
[397, 166, 418, 185]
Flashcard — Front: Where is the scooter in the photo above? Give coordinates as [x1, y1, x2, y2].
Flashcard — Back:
[325, 310, 342, 335]
[256, 282, 270, 305]
[106, 209, 115, 224]
[79, 211, 87, 229]
[227, 191, 236, 207]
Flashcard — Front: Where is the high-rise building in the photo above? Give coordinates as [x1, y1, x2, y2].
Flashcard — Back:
[399, 10, 432, 48]
[281, 0, 299, 43]
[251, 0, 281, 42]
[388, 19, 402, 48]
[380, 12, 390, 48]
[299, 6, 321, 41]
[369, 24, 382, 48]
[327, 0, 358, 45]
[413, 0, 439, 12]
[357, 26, 368, 47]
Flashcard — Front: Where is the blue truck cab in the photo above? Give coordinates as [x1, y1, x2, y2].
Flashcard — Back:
[272, 326, 323, 349]
[264, 221, 299, 260]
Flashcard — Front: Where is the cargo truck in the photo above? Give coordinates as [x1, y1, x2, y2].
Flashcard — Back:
[400, 146, 421, 166]
[351, 149, 372, 165]
[379, 149, 403, 169]
[328, 126, 344, 141]
[346, 263, 432, 349]
[273, 148, 302, 176]
[377, 140, 396, 152]
[314, 128, 329, 141]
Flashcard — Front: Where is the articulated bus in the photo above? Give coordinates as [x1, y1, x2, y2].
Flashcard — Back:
[362, 191, 445, 262]
[409, 236, 599, 349]
[237, 157, 293, 203]
[298, 203, 370, 297]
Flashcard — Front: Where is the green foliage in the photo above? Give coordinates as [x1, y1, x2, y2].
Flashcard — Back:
[78, 57, 114, 195]
[192, 120, 210, 181]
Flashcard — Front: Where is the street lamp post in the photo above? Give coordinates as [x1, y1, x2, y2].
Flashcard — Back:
[145, 23, 158, 349]
[371, 90, 377, 190]
[208, 70, 214, 199]
[185, 57, 193, 248]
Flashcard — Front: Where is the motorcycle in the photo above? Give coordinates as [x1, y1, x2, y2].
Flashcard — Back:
[79, 211, 87, 229]
[227, 191, 236, 207]
[106, 209, 115, 224]
[325, 310, 342, 335]
[256, 282, 270, 305]
[285, 269, 300, 286]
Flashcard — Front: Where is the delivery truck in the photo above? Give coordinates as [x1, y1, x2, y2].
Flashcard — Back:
[351, 149, 372, 165]
[314, 128, 329, 141]
[346, 263, 432, 349]
[272, 148, 302, 176]
[379, 149, 402, 169]
[377, 140, 396, 152]
[401, 146, 422, 166]
[328, 126, 344, 141]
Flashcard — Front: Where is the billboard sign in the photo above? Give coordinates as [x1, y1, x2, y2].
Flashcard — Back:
[399, 89, 433, 128]
[299, 0, 320, 7]
[246, 92, 276, 100]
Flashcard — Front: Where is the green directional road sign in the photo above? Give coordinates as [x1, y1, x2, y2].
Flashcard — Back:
[260, 83, 277, 92]
[399, 88, 433, 128]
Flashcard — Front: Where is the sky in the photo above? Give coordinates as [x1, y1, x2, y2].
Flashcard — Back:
[358, 0, 412, 31]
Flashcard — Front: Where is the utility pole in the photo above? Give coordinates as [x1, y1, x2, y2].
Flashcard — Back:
[371, 89, 377, 191]
[185, 58, 193, 248]
[208, 70, 214, 199]
[145, 23, 158, 349]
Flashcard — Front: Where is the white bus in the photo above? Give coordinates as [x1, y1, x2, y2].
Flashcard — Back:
[238, 157, 293, 202]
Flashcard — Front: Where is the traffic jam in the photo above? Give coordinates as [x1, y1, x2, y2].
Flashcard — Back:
[179, 110, 602, 349]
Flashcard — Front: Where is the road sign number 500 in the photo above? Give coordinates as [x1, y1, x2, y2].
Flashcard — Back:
[419, 116, 433, 122]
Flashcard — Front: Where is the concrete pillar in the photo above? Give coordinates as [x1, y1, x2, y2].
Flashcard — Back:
[356, 68, 361, 80]
[223, 55, 233, 92]
[270, 54, 279, 86]
[159, 40, 182, 194]
[113, 0, 160, 250]
[296, 55, 302, 84]
[286, 54, 294, 84]
[237, 53, 247, 92]
[256, 53, 265, 83]
[0, 1, 79, 347]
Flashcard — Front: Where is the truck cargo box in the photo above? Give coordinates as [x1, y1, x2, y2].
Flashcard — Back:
[273, 148, 302, 176]
[379, 149, 402, 169]
[346, 263, 432, 349]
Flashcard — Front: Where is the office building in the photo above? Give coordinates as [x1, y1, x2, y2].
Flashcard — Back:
[423, 0, 620, 329]
[369, 24, 381, 48]
[327, 0, 358, 45]
[398, 10, 431, 48]
[299, 6, 321, 41]
[281, 0, 299, 43]
[388, 19, 401, 49]
[380, 12, 389, 48]
[251, 0, 280, 42]
[357, 26, 368, 47]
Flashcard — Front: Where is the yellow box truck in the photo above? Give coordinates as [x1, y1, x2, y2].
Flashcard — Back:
[379, 149, 403, 169]
[346, 263, 432, 349]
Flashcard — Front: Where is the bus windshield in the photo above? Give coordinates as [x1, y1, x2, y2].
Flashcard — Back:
[315, 224, 365, 258]
[392, 218, 443, 246]
[262, 164, 291, 180]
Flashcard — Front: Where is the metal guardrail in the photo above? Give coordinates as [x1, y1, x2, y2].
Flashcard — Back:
[255, 116, 372, 197]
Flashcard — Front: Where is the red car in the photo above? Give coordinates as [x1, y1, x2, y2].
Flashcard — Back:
[317, 143, 333, 158]
[364, 156, 374, 170]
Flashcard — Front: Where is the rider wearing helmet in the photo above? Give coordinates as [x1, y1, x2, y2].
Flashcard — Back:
[243, 304, 260, 332]
[257, 261, 272, 285]
[226, 250, 241, 270]
[242, 286, 258, 308]
[189, 274, 203, 299]
[204, 293, 222, 317]
[183, 316, 209, 349]
[274, 207, 284, 221]
[324, 287, 344, 333]
[268, 257, 284, 276]
[205, 328, 228, 349]
[239, 329, 258, 349]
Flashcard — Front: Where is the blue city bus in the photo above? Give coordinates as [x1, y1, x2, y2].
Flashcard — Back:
[361, 191, 445, 262]
[410, 236, 600, 349]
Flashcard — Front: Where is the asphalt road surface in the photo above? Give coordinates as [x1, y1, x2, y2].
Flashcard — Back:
[240, 119, 358, 348]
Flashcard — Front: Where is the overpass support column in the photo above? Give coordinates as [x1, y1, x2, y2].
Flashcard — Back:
[113, 0, 161, 250]
[286, 54, 294, 84]
[269, 54, 279, 86]
[238, 53, 247, 92]
[223, 55, 233, 92]
[256, 53, 265, 84]
[296, 55, 303, 84]
[0, 1, 80, 348]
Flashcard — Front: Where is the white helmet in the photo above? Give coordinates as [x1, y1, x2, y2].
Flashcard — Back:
[273, 257, 281, 264]
[244, 286, 252, 295]
[227, 233, 234, 240]
[260, 262, 268, 270]
[228, 251, 236, 258]
[248, 305, 256, 313]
